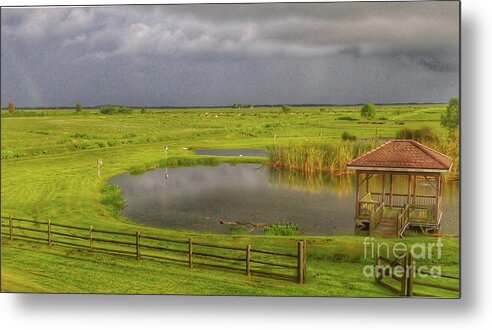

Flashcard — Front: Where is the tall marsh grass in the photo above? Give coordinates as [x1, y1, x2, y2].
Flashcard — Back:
[101, 184, 126, 215]
[129, 156, 220, 175]
[267, 140, 381, 174]
[267, 138, 459, 180]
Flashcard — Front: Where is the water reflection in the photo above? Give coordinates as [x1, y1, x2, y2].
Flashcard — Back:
[109, 164, 459, 235]
[267, 169, 355, 197]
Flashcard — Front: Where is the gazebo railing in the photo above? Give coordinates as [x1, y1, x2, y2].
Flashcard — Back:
[397, 204, 411, 237]
[357, 200, 381, 218]
[371, 193, 437, 209]
[369, 202, 385, 234]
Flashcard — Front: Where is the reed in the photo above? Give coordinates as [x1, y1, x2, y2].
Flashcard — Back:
[267, 140, 381, 175]
[101, 184, 126, 215]
[267, 138, 459, 180]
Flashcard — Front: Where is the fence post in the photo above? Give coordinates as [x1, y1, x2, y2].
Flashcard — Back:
[303, 240, 307, 283]
[188, 238, 193, 269]
[400, 255, 407, 296]
[48, 220, 52, 246]
[246, 244, 251, 276]
[136, 231, 140, 260]
[9, 214, 13, 241]
[375, 258, 382, 283]
[89, 225, 93, 251]
[407, 253, 414, 296]
[297, 241, 304, 284]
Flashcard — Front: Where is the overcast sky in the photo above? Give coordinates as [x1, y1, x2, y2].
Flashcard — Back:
[1, 2, 459, 107]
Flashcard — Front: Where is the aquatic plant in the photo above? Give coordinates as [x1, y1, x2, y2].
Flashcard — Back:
[101, 184, 126, 215]
[229, 225, 249, 235]
[129, 164, 146, 175]
[264, 222, 300, 236]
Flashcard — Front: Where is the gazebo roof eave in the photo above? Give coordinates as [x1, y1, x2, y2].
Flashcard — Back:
[346, 165, 451, 173]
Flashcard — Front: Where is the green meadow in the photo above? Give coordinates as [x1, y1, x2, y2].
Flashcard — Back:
[0, 104, 459, 296]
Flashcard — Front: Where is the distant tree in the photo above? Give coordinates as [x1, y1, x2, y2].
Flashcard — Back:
[76, 102, 82, 113]
[361, 103, 376, 119]
[7, 102, 15, 113]
[441, 97, 459, 139]
[282, 105, 292, 114]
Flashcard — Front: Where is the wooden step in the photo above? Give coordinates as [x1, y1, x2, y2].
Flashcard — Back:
[371, 230, 397, 238]
[371, 221, 397, 237]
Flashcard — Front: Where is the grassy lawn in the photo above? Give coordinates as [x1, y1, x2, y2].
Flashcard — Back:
[0, 105, 459, 296]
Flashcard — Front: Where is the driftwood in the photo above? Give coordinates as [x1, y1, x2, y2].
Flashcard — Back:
[219, 220, 268, 232]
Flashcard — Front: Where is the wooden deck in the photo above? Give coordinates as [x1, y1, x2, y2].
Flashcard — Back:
[355, 203, 441, 238]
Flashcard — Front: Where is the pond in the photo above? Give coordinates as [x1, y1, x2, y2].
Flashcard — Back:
[109, 164, 459, 236]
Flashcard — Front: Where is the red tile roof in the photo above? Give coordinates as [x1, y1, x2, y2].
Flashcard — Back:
[347, 140, 453, 172]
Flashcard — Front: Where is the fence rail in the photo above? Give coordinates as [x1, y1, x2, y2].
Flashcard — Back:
[375, 253, 459, 297]
[1, 214, 307, 283]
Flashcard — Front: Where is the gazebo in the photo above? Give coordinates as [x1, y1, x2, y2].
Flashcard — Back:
[347, 140, 453, 237]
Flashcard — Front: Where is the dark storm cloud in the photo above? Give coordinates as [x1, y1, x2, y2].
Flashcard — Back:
[1, 2, 459, 107]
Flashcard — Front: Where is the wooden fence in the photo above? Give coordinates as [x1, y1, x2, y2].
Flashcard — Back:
[375, 253, 459, 297]
[1, 215, 307, 284]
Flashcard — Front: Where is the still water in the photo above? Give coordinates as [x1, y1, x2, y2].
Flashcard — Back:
[109, 164, 459, 235]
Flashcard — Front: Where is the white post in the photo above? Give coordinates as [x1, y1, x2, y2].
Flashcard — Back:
[97, 159, 103, 177]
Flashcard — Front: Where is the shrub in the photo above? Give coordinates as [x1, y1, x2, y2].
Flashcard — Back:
[396, 126, 437, 143]
[7, 102, 15, 113]
[341, 131, 357, 141]
[100, 106, 133, 115]
[118, 107, 133, 114]
[264, 222, 300, 236]
[337, 116, 357, 121]
[1, 149, 25, 159]
[361, 103, 377, 119]
[281, 105, 292, 113]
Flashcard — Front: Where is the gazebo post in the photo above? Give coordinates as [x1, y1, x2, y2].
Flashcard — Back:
[355, 171, 360, 217]
[435, 174, 441, 223]
[381, 174, 386, 206]
[366, 173, 370, 194]
[389, 174, 394, 208]
[412, 175, 417, 205]
[407, 175, 411, 205]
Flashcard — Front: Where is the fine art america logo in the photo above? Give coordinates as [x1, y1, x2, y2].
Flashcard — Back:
[362, 237, 444, 278]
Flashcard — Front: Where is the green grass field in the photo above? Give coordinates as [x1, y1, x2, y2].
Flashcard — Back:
[0, 105, 459, 296]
